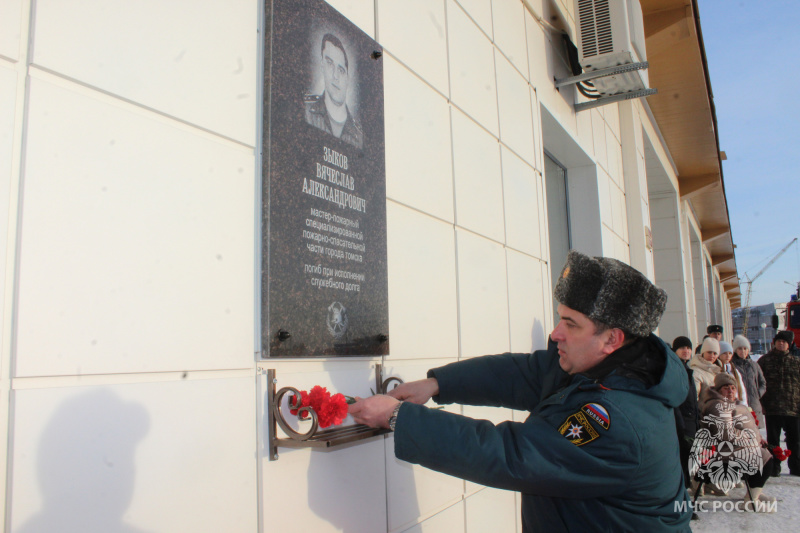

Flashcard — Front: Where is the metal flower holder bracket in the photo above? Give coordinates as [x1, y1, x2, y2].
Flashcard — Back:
[267, 364, 402, 461]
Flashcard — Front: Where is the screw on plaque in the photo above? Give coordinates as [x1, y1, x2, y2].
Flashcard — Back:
[277, 329, 291, 341]
[371, 50, 382, 60]
[378, 334, 389, 343]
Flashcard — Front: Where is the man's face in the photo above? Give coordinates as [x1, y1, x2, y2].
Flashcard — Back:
[675, 346, 692, 361]
[719, 384, 737, 402]
[321, 41, 348, 106]
[775, 339, 790, 353]
[551, 304, 614, 374]
[709, 331, 722, 341]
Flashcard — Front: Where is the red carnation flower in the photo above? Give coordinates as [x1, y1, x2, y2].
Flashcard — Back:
[289, 386, 350, 428]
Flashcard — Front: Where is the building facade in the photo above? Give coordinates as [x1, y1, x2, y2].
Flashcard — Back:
[731, 302, 786, 355]
[0, 1, 739, 531]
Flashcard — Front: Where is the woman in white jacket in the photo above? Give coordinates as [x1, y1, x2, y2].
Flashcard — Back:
[689, 337, 721, 398]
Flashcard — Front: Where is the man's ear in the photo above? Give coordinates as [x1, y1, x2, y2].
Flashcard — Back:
[601, 328, 626, 355]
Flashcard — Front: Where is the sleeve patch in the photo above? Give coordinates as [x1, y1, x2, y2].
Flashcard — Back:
[582, 403, 610, 430]
[558, 411, 600, 446]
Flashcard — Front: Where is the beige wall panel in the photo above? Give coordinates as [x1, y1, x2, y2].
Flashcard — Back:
[325, 0, 375, 36]
[378, 0, 448, 94]
[491, 0, 529, 77]
[387, 202, 459, 359]
[10, 377, 257, 533]
[385, 431, 464, 532]
[507, 251, 547, 353]
[456, 229, 510, 358]
[465, 486, 517, 532]
[456, 0, 493, 38]
[0, 66, 15, 342]
[496, 53, 535, 166]
[0, 0, 24, 60]
[16, 79, 254, 377]
[32, 0, 257, 145]
[400, 500, 465, 533]
[591, 110, 608, 172]
[384, 57, 454, 222]
[452, 109, 505, 242]
[447, 0, 499, 136]
[501, 148, 541, 258]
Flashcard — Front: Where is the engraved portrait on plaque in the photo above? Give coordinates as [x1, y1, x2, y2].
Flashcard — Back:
[262, 0, 388, 357]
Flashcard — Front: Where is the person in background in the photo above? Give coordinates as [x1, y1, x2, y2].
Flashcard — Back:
[695, 334, 709, 355]
[696, 373, 775, 511]
[707, 325, 723, 342]
[758, 330, 800, 476]
[716, 341, 747, 406]
[732, 334, 767, 429]
[689, 338, 720, 398]
[672, 336, 699, 492]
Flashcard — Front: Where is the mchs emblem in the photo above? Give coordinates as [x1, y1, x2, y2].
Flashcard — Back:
[326, 302, 349, 338]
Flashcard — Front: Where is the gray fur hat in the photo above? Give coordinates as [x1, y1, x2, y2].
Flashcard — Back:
[553, 251, 667, 337]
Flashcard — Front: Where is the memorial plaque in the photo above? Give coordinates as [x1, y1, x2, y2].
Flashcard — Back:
[261, 0, 388, 357]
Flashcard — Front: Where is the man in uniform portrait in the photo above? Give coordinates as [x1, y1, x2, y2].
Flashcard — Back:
[304, 33, 363, 149]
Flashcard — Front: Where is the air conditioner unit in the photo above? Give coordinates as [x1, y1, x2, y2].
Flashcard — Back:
[574, 0, 649, 96]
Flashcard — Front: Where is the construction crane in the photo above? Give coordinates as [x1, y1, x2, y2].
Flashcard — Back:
[741, 238, 798, 334]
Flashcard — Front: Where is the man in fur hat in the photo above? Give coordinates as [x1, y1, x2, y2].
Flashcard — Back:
[758, 330, 800, 475]
[350, 251, 691, 531]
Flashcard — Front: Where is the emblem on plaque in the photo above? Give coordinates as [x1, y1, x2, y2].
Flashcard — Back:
[327, 302, 349, 338]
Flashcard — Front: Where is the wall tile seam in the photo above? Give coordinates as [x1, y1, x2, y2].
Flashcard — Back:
[26, 65, 256, 151]
[10, 367, 256, 389]
[388, 493, 465, 533]
[454, 224, 543, 262]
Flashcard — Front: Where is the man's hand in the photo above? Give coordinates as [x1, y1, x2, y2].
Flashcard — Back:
[349, 395, 399, 428]
[387, 378, 439, 404]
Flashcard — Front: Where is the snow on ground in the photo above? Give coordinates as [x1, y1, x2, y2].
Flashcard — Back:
[689, 472, 800, 532]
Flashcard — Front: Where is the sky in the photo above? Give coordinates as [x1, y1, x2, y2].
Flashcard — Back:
[695, 0, 800, 307]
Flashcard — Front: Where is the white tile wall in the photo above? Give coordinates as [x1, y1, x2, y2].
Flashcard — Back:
[501, 147, 541, 258]
[530, 88, 543, 172]
[10, 377, 257, 533]
[453, 109, 505, 242]
[492, 0, 529, 77]
[447, 0, 499, 136]
[591, 110, 608, 171]
[401, 500, 466, 533]
[385, 432, 464, 532]
[387, 202, 459, 359]
[456, 229, 510, 358]
[325, 0, 375, 36]
[506, 250, 550, 353]
[606, 125, 623, 185]
[605, 103, 621, 142]
[15, 77, 255, 377]
[384, 57, 455, 222]
[0, 0, 23, 60]
[0, 66, 15, 341]
[32, 0, 258, 145]
[456, 0, 493, 39]
[378, 0, 449, 95]
[496, 53, 535, 166]
[465, 486, 517, 532]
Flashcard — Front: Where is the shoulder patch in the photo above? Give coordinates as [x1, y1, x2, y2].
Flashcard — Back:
[558, 411, 600, 446]
[582, 403, 610, 430]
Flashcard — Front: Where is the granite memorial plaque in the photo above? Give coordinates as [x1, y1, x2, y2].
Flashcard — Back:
[262, 0, 388, 357]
